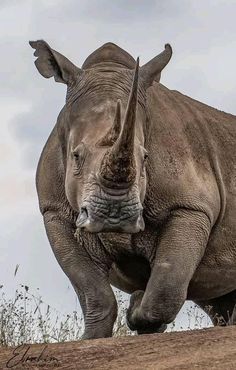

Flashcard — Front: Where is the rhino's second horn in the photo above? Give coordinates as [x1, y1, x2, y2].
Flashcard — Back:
[98, 100, 122, 147]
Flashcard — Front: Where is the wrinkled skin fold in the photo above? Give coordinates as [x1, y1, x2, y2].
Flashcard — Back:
[30, 39, 236, 338]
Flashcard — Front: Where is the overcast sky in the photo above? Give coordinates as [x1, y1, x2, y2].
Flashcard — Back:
[1, 0, 236, 327]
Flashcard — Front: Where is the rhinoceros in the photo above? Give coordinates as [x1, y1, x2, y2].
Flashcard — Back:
[30, 39, 236, 339]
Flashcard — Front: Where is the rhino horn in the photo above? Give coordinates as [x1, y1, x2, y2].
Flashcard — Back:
[140, 44, 172, 87]
[98, 100, 122, 146]
[99, 58, 139, 187]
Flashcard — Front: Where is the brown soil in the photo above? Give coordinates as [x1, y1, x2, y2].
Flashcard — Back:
[1, 326, 236, 369]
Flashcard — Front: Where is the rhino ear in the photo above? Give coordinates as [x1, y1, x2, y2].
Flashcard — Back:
[140, 44, 172, 88]
[29, 40, 81, 84]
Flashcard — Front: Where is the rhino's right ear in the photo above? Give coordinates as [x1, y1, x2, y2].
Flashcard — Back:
[29, 40, 82, 84]
[140, 44, 172, 88]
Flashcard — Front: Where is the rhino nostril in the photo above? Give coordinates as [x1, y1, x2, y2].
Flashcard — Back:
[81, 206, 88, 217]
[76, 207, 89, 227]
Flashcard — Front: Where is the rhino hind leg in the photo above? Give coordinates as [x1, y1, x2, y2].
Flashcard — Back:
[195, 290, 236, 326]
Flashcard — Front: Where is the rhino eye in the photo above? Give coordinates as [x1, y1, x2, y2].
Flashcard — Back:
[141, 151, 148, 177]
[72, 144, 86, 175]
[72, 143, 85, 161]
[73, 152, 80, 160]
[143, 150, 149, 164]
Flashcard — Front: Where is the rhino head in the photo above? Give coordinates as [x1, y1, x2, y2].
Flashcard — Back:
[30, 40, 172, 233]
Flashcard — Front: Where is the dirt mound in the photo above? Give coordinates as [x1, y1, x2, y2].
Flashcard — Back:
[1, 326, 236, 369]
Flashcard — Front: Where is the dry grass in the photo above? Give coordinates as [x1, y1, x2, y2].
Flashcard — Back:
[0, 285, 83, 346]
[0, 284, 212, 346]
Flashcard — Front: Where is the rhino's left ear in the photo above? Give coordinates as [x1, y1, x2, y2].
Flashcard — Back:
[29, 40, 82, 84]
[140, 44, 172, 88]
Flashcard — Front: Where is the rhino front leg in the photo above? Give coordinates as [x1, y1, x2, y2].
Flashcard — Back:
[127, 210, 211, 334]
[44, 211, 117, 339]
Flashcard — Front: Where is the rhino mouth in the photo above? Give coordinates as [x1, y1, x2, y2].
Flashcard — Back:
[76, 204, 144, 233]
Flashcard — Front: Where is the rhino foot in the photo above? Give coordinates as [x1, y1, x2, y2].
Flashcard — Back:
[126, 290, 167, 334]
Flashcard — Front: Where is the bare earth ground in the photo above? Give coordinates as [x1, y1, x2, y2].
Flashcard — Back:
[1, 326, 236, 369]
